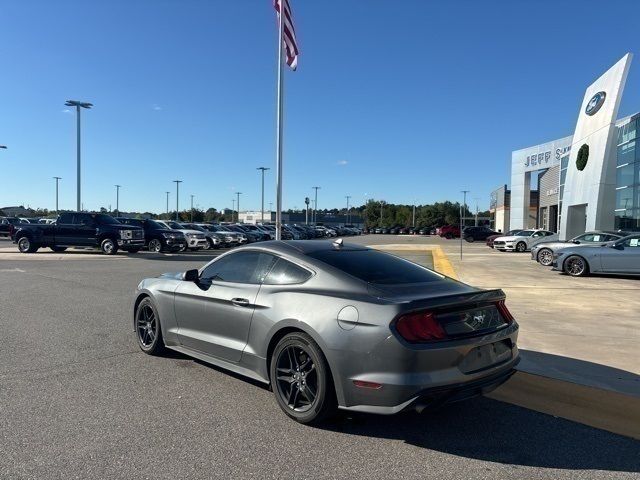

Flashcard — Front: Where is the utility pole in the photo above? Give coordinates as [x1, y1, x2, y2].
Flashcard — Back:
[312, 186, 321, 224]
[173, 180, 182, 221]
[190, 194, 195, 222]
[345, 195, 351, 224]
[114, 185, 121, 215]
[257, 167, 270, 224]
[53, 177, 61, 214]
[165, 191, 170, 215]
[235, 192, 242, 223]
[460, 190, 470, 260]
[232, 199, 235, 221]
[474, 197, 480, 226]
[65, 100, 92, 212]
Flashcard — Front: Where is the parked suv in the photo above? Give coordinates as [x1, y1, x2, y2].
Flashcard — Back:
[116, 218, 186, 252]
[13, 213, 144, 254]
[156, 220, 208, 251]
[462, 226, 500, 243]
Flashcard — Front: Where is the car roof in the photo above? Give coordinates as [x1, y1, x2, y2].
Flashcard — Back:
[240, 240, 369, 256]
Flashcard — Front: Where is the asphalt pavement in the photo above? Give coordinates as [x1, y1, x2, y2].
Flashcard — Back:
[0, 238, 638, 479]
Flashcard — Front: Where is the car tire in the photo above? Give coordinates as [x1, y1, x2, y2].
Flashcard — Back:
[270, 332, 337, 425]
[516, 241, 527, 253]
[204, 239, 215, 250]
[537, 248, 553, 266]
[17, 236, 39, 253]
[100, 238, 118, 255]
[50, 246, 67, 253]
[135, 297, 166, 355]
[148, 239, 163, 253]
[179, 244, 187, 252]
[564, 255, 589, 277]
[465, 236, 474, 243]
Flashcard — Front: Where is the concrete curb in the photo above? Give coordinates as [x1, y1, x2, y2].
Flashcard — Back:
[487, 371, 640, 440]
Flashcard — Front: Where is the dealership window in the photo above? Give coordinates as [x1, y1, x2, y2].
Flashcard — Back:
[617, 119, 637, 145]
[616, 162, 636, 188]
[615, 209, 640, 231]
[617, 140, 636, 166]
[616, 186, 635, 210]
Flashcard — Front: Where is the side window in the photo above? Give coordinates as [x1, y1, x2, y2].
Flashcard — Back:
[58, 213, 74, 224]
[201, 252, 276, 284]
[622, 237, 640, 248]
[532, 231, 544, 238]
[605, 235, 621, 242]
[74, 214, 92, 225]
[264, 258, 312, 285]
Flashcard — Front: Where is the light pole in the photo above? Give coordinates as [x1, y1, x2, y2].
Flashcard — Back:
[312, 186, 321, 224]
[173, 180, 182, 221]
[65, 100, 93, 212]
[53, 177, 61, 214]
[460, 190, 470, 260]
[235, 192, 242, 223]
[345, 195, 351, 224]
[257, 167, 270, 223]
[165, 191, 170, 215]
[190, 194, 195, 222]
[114, 185, 121, 214]
[232, 199, 236, 221]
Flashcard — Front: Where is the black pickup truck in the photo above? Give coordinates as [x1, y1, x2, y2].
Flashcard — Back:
[13, 212, 145, 255]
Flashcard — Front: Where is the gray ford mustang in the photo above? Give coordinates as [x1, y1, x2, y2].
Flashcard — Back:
[133, 240, 520, 423]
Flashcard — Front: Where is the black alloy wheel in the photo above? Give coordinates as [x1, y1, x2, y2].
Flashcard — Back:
[148, 239, 163, 253]
[135, 298, 165, 355]
[270, 332, 336, 424]
[564, 255, 589, 277]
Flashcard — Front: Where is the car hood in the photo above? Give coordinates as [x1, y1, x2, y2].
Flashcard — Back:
[158, 272, 185, 280]
[531, 240, 569, 250]
[493, 235, 523, 242]
[113, 224, 143, 231]
[174, 229, 203, 235]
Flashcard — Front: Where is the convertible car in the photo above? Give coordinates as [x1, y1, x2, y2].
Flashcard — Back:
[133, 240, 520, 423]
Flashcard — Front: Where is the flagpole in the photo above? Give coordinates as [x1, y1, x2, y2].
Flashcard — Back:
[275, 1, 285, 241]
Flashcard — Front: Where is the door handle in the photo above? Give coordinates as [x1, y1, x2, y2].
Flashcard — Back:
[231, 298, 250, 307]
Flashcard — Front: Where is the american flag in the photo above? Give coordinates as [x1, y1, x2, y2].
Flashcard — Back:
[274, 0, 299, 70]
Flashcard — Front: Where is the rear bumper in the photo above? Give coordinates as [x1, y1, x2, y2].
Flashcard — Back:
[334, 323, 520, 414]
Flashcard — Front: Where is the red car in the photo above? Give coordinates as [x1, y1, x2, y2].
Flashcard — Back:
[436, 225, 460, 239]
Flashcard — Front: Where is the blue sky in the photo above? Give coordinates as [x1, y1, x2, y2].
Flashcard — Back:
[2, 0, 640, 213]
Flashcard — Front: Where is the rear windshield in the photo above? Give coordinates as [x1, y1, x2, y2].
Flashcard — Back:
[307, 249, 442, 285]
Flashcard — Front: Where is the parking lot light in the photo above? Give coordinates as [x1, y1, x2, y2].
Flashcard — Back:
[65, 100, 93, 212]
[257, 167, 270, 223]
[53, 177, 62, 214]
[173, 180, 182, 221]
[312, 186, 321, 224]
[235, 192, 242, 223]
[115, 185, 121, 214]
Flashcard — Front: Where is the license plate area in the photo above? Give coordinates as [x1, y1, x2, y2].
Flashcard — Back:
[459, 340, 512, 374]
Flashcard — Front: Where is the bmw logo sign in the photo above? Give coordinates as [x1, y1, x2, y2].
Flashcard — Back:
[585, 91, 606, 116]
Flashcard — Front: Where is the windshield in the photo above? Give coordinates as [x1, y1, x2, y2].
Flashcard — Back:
[307, 249, 442, 285]
[165, 221, 183, 229]
[516, 230, 534, 236]
[147, 220, 165, 230]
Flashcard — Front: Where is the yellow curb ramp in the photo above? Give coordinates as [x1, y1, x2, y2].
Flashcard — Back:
[488, 372, 640, 440]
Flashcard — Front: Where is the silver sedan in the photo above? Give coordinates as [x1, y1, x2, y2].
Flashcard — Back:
[531, 231, 627, 266]
[552, 234, 640, 276]
[133, 240, 520, 423]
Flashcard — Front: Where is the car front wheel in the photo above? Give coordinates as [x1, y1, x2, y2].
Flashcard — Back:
[148, 239, 163, 253]
[537, 248, 553, 266]
[135, 297, 165, 355]
[100, 238, 118, 255]
[270, 332, 337, 424]
[516, 241, 527, 252]
[564, 255, 589, 277]
[17, 237, 39, 253]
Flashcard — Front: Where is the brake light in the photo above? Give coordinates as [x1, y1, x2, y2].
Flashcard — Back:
[395, 311, 447, 343]
[496, 300, 514, 324]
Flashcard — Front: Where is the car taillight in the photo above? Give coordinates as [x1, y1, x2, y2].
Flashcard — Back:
[395, 311, 447, 343]
[496, 300, 514, 324]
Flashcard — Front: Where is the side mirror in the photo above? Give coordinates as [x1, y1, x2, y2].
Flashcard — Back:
[573, 240, 580, 244]
[183, 269, 199, 282]
[608, 243, 623, 250]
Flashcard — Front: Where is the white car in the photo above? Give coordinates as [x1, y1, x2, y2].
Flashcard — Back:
[493, 229, 557, 252]
[156, 220, 208, 251]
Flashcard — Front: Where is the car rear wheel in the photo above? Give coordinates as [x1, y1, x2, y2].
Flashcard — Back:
[516, 241, 527, 252]
[537, 248, 553, 266]
[17, 237, 39, 253]
[100, 238, 118, 255]
[135, 297, 165, 355]
[270, 332, 337, 424]
[564, 255, 589, 277]
[148, 239, 163, 253]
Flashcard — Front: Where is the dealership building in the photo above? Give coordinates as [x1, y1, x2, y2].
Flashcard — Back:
[491, 54, 640, 239]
